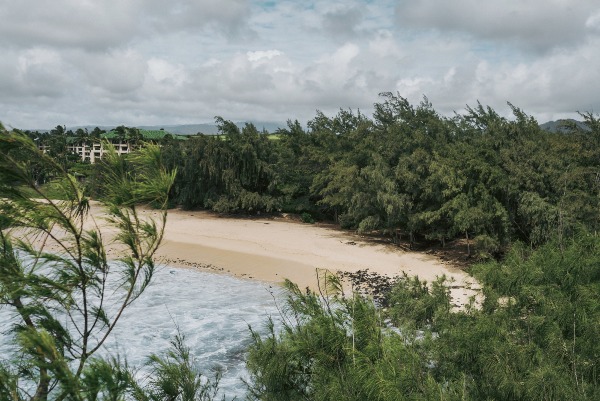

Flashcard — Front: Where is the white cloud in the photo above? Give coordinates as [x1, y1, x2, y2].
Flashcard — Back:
[13, 48, 72, 98]
[147, 58, 187, 86]
[325, 43, 360, 72]
[395, 77, 435, 99]
[247, 50, 283, 62]
[368, 31, 403, 59]
[388, 36, 600, 120]
[0, 0, 598, 128]
[586, 10, 600, 31]
[79, 49, 147, 94]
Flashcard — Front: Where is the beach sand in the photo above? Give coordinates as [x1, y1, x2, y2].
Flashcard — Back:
[137, 206, 480, 307]
[20, 201, 481, 307]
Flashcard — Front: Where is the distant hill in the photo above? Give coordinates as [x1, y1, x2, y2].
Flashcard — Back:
[138, 122, 285, 135]
[32, 119, 590, 136]
[137, 124, 219, 135]
[49, 121, 286, 136]
[539, 119, 588, 133]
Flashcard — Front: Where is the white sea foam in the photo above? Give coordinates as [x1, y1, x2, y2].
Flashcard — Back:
[0, 266, 283, 400]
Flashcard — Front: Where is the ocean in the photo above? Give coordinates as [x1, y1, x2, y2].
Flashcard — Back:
[0, 266, 283, 400]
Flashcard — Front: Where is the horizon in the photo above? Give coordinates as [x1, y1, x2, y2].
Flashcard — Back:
[16, 116, 585, 135]
[17, 120, 288, 133]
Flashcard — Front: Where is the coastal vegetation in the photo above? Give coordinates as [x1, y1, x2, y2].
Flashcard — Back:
[246, 235, 600, 400]
[3, 92, 600, 399]
[0, 125, 223, 400]
[23, 93, 600, 258]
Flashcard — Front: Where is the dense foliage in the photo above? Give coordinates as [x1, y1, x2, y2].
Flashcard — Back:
[23, 95, 600, 257]
[246, 235, 600, 400]
[8, 93, 600, 399]
[0, 126, 224, 400]
[161, 95, 599, 256]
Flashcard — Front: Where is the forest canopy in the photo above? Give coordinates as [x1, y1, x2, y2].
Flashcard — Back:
[28, 93, 595, 258]
[4, 92, 600, 400]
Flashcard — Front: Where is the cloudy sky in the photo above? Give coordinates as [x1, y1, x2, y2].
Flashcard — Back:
[1, 0, 599, 129]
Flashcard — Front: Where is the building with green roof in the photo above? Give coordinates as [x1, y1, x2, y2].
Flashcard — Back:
[56, 129, 186, 163]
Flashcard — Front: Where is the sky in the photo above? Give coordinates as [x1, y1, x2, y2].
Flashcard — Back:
[1, 0, 599, 129]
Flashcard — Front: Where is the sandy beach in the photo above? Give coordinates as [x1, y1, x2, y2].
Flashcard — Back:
[134, 206, 480, 307]
[19, 202, 480, 307]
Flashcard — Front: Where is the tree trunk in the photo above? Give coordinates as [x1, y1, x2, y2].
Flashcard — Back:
[14, 297, 49, 401]
[465, 230, 471, 258]
[33, 371, 50, 401]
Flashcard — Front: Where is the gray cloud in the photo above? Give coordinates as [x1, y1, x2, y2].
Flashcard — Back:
[0, 1, 598, 129]
[0, 0, 253, 52]
[77, 49, 148, 94]
[321, 7, 364, 41]
[0, 1, 139, 50]
[0, 47, 74, 99]
[395, 0, 600, 52]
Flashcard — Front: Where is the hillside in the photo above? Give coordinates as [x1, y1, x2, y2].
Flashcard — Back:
[51, 121, 286, 136]
[539, 118, 588, 133]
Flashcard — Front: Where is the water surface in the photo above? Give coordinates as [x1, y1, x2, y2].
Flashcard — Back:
[0, 266, 282, 400]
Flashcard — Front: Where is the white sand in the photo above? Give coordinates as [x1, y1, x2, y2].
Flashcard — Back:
[18, 202, 481, 307]
[143, 207, 480, 307]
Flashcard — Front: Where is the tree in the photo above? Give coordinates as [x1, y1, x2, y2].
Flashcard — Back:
[89, 127, 105, 141]
[74, 128, 90, 146]
[126, 127, 144, 148]
[245, 273, 452, 401]
[0, 125, 178, 400]
[170, 118, 280, 213]
[247, 234, 600, 400]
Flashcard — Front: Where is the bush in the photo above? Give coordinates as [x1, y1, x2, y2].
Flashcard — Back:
[301, 212, 315, 223]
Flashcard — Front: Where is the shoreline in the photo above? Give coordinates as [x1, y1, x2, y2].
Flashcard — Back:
[146, 206, 481, 307]
[20, 202, 481, 307]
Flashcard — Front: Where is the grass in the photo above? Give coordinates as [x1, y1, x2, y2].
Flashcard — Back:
[18, 181, 72, 200]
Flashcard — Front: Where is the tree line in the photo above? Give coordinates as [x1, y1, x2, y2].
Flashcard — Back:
[22, 94, 600, 257]
[237, 96, 600, 399]
[160, 94, 598, 257]
[3, 89, 600, 399]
